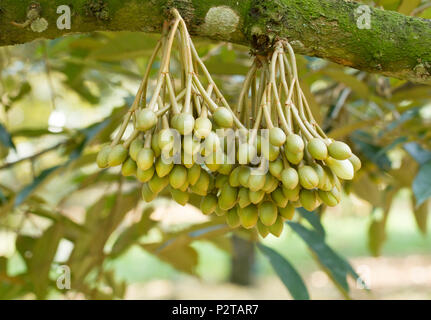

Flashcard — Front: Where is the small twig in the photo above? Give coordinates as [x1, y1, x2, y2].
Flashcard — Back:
[0, 141, 65, 170]
[411, 2, 431, 16]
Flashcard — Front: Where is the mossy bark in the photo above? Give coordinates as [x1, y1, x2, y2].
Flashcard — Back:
[0, 0, 430, 83]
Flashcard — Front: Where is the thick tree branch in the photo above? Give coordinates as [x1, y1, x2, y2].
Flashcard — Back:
[0, 0, 430, 84]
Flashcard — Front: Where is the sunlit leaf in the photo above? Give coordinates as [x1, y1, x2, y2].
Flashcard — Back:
[110, 206, 156, 258]
[297, 208, 325, 238]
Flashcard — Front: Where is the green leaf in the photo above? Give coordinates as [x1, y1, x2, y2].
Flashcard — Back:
[0, 123, 16, 150]
[379, 109, 419, 137]
[352, 131, 392, 171]
[367, 188, 395, 256]
[413, 160, 431, 206]
[257, 243, 309, 300]
[110, 206, 156, 258]
[368, 210, 387, 257]
[157, 244, 199, 275]
[88, 33, 159, 61]
[321, 69, 369, 97]
[28, 224, 63, 299]
[14, 165, 61, 208]
[297, 208, 325, 238]
[397, 0, 421, 15]
[404, 142, 431, 165]
[288, 222, 366, 293]
[378, 0, 401, 11]
[411, 196, 428, 235]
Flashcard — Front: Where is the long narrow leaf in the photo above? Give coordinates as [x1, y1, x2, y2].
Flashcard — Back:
[257, 243, 310, 300]
[288, 222, 367, 293]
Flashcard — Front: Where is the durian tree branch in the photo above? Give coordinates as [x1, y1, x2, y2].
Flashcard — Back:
[1, 0, 431, 84]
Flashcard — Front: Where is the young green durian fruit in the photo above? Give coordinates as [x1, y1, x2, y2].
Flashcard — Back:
[239, 204, 259, 229]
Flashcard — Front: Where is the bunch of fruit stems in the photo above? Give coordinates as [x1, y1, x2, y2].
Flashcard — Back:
[110, 9, 331, 164]
[110, 9, 248, 149]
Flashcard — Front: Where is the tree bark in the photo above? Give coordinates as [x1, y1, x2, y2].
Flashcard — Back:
[0, 0, 430, 84]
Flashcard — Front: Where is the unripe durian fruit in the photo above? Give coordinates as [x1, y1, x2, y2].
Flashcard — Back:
[215, 204, 227, 216]
[213, 107, 233, 128]
[261, 143, 280, 162]
[279, 203, 295, 220]
[215, 174, 229, 189]
[218, 161, 234, 175]
[229, 166, 241, 187]
[137, 148, 155, 171]
[108, 145, 128, 167]
[155, 157, 174, 177]
[269, 127, 287, 147]
[190, 170, 210, 196]
[97, 145, 112, 168]
[299, 189, 320, 212]
[318, 188, 340, 207]
[173, 113, 195, 135]
[249, 189, 265, 204]
[187, 164, 201, 185]
[169, 165, 188, 189]
[226, 207, 241, 228]
[129, 139, 144, 161]
[194, 117, 212, 138]
[136, 109, 157, 132]
[271, 187, 288, 208]
[328, 141, 352, 160]
[204, 132, 221, 153]
[137, 166, 155, 183]
[248, 173, 266, 192]
[284, 148, 303, 165]
[326, 157, 354, 180]
[238, 166, 251, 188]
[179, 179, 190, 192]
[285, 134, 304, 154]
[269, 158, 284, 180]
[142, 183, 157, 202]
[121, 158, 137, 176]
[200, 194, 218, 215]
[307, 138, 328, 160]
[262, 174, 278, 193]
[148, 174, 169, 194]
[218, 184, 238, 211]
[257, 220, 270, 238]
[269, 216, 284, 237]
[258, 201, 278, 226]
[237, 143, 257, 164]
[282, 184, 301, 201]
[239, 204, 259, 229]
[170, 187, 189, 206]
[151, 132, 162, 157]
[158, 128, 175, 152]
[238, 187, 251, 208]
[281, 167, 299, 190]
[313, 163, 332, 191]
[348, 154, 362, 172]
[298, 165, 319, 190]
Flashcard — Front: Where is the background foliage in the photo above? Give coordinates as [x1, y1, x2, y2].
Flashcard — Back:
[0, 0, 430, 299]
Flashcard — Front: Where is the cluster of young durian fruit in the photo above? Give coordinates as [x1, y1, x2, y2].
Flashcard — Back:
[96, 9, 361, 238]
